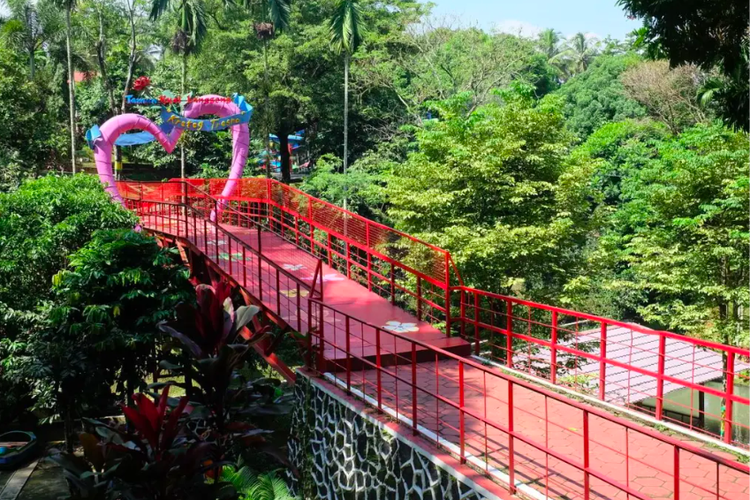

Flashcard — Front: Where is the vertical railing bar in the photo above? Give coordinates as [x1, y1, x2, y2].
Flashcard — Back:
[656, 335, 666, 421]
[583, 410, 590, 500]
[723, 352, 735, 444]
[599, 322, 607, 401]
[551, 311, 558, 385]
[459, 361, 465, 464]
[508, 379, 515, 494]
[412, 343, 418, 435]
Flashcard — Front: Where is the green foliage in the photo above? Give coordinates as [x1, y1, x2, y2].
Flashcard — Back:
[555, 53, 646, 139]
[0, 47, 61, 183]
[0, 175, 136, 327]
[619, 0, 749, 129]
[0, 174, 134, 424]
[18, 229, 192, 441]
[562, 121, 749, 346]
[387, 84, 576, 297]
[222, 466, 297, 500]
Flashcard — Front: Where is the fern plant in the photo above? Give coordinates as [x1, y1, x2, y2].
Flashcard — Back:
[221, 466, 298, 500]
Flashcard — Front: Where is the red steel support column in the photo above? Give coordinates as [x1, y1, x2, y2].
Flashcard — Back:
[723, 352, 735, 443]
[656, 335, 666, 421]
[599, 322, 607, 401]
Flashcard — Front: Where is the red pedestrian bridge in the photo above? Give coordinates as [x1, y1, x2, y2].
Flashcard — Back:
[117, 178, 749, 500]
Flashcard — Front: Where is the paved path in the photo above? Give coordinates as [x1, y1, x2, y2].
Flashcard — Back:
[145, 215, 748, 500]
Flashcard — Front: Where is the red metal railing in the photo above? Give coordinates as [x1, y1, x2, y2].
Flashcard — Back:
[306, 297, 749, 500]
[119, 179, 750, 448]
[454, 287, 750, 447]
[123, 198, 323, 332]
[120, 186, 749, 500]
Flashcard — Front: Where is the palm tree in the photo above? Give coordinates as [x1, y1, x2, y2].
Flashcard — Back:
[57, 0, 78, 173]
[246, 0, 291, 180]
[566, 32, 599, 76]
[150, 0, 208, 179]
[536, 28, 569, 80]
[537, 28, 562, 60]
[0, 0, 60, 79]
[329, 0, 364, 210]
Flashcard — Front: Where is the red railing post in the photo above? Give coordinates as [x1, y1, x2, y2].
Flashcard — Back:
[583, 410, 590, 500]
[376, 328, 382, 411]
[228, 239, 232, 275]
[673, 446, 680, 500]
[317, 304, 325, 372]
[723, 351, 735, 444]
[345, 316, 351, 393]
[390, 263, 396, 305]
[411, 343, 418, 435]
[345, 242, 351, 279]
[508, 379, 516, 494]
[444, 252, 451, 335]
[306, 304, 313, 370]
[417, 277, 423, 321]
[327, 233, 333, 267]
[506, 301, 513, 367]
[656, 335, 666, 421]
[551, 311, 558, 385]
[459, 361, 465, 464]
[242, 246, 247, 288]
[599, 322, 607, 401]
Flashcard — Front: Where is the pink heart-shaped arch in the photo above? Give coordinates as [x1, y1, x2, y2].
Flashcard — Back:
[92, 95, 249, 205]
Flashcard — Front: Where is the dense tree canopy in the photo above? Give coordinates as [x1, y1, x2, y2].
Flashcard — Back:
[554, 53, 645, 139]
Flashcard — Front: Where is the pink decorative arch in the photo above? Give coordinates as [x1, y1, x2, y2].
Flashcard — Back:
[92, 95, 250, 205]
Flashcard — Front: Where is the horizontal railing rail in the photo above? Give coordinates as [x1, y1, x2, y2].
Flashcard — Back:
[454, 286, 750, 447]
[306, 296, 749, 500]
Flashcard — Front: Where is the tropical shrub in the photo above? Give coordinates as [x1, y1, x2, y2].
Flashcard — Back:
[0, 175, 136, 424]
[15, 229, 192, 448]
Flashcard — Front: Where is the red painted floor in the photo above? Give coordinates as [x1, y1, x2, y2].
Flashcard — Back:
[145, 215, 748, 500]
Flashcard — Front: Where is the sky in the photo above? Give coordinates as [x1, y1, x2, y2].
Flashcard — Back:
[426, 0, 641, 40]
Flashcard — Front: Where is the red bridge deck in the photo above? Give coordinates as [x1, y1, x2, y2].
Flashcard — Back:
[120, 179, 749, 500]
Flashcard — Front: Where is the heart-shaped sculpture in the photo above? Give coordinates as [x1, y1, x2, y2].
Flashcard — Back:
[92, 95, 250, 205]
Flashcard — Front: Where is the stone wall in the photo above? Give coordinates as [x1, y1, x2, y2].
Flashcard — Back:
[288, 373, 500, 500]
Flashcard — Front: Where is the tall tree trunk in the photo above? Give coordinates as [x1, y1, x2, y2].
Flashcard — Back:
[278, 129, 291, 183]
[180, 52, 187, 179]
[65, 7, 76, 174]
[263, 40, 271, 180]
[343, 52, 350, 211]
[97, 8, 116, 115]
[121, 0, 137, 113]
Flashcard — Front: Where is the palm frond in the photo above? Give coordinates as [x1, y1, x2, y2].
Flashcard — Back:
[268, 0, 291, 33]
[329, 0, 364, 55]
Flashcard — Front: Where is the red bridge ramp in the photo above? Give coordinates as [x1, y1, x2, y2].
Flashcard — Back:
[119, 179, 750, 500]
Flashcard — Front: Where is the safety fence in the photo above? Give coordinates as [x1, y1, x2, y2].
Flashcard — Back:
[305, 297, 749, 500]
[118, 179, 750, 448]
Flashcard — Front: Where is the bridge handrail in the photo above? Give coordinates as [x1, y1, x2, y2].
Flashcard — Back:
[124, 197, 324, 301]
[306, 296, 747, 500]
